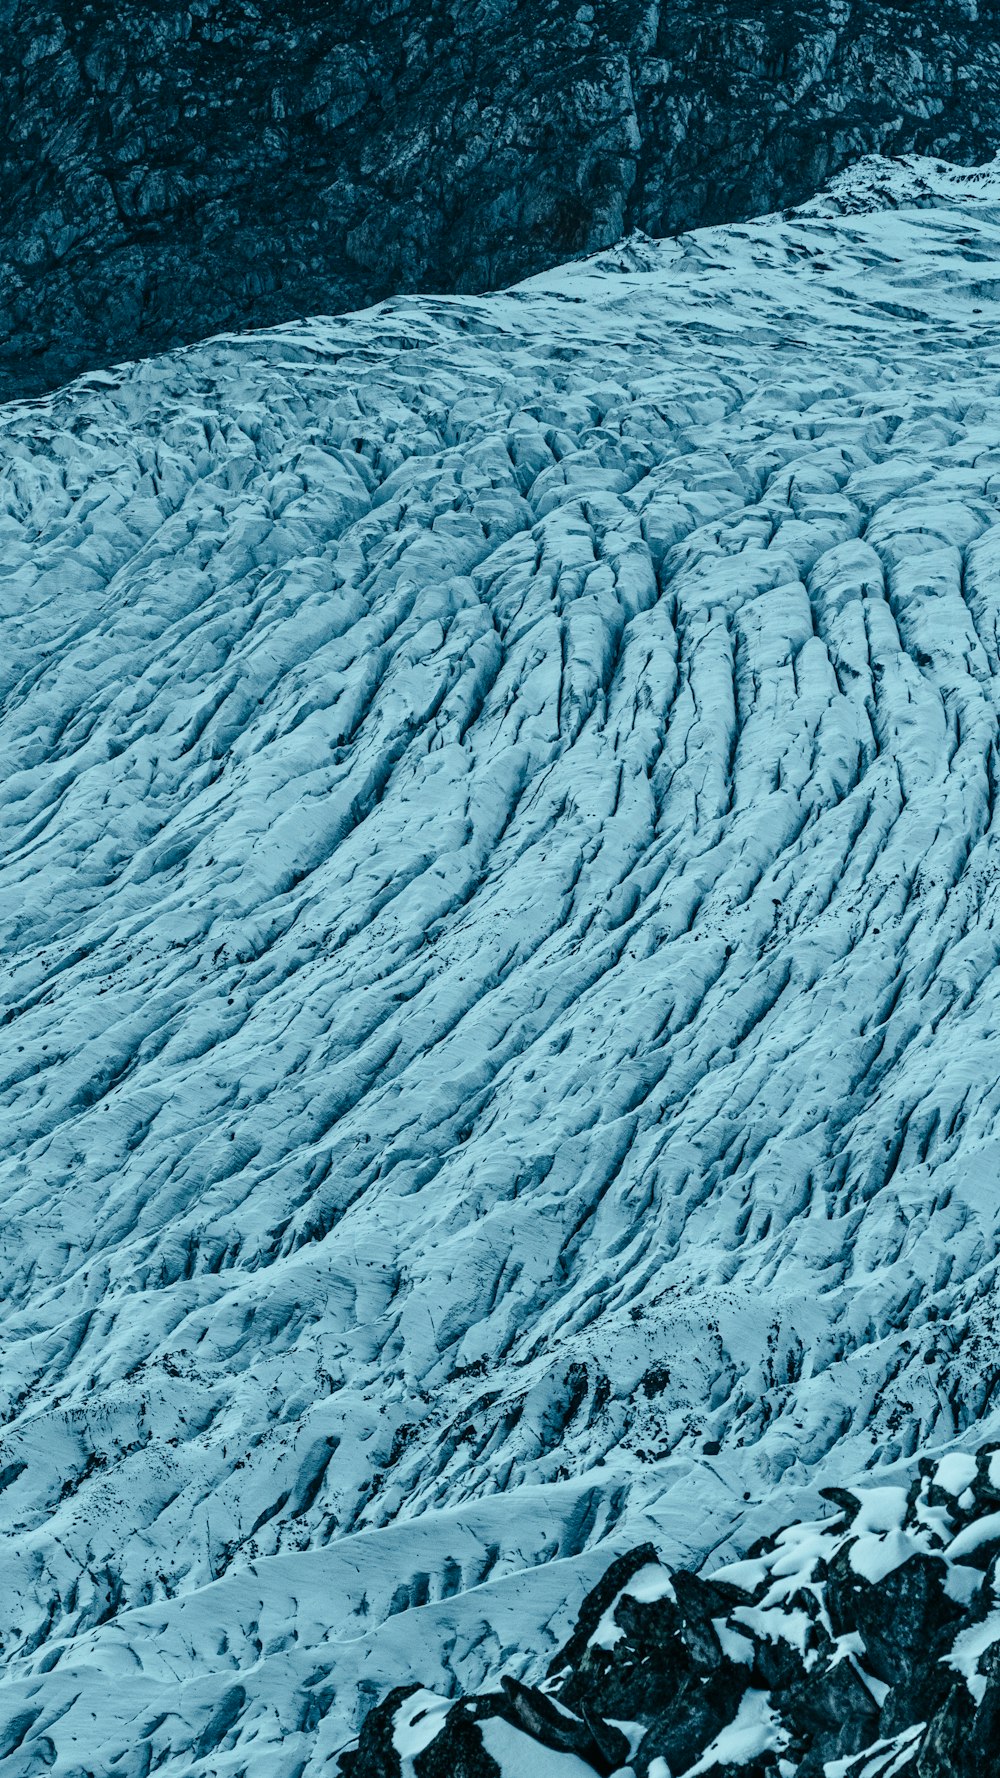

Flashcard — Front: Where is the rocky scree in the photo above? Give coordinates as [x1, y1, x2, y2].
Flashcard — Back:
[341, 1447, 1000, 1776]
[6, 0, 1000, 399]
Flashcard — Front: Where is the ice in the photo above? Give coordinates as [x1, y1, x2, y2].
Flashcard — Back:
[5, 153, 1000, 1772]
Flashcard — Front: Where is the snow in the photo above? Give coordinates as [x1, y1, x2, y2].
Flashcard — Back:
[716, 1460, 987, 1634]
[684, 1688, 789, 1774]
[590, 1562, 675, 1648]
[479, 1715, 605, 1775]
[945, 1510, 1000, 1561]
[849, 1489, 917, 1584]
[4, 152, 1000, 1772]
[946, 1605, 1000, 1703]
[941, 1562, 982, 1607]
[732, 1602, 814, 1656]
[823, 1724, 924, 1778]
[933, 1452, 978, 1496]
[625, 1566, 678, 1605]
[392, 1689, 452, 1766]
[714, 1615, 756, 1664]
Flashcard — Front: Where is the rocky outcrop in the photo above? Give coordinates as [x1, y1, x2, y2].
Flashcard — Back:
[5, 0, 1000, 400]
[342, 1447, 1000, 1776]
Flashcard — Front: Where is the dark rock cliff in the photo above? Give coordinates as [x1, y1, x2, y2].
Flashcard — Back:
[3, 0, 1000, 400]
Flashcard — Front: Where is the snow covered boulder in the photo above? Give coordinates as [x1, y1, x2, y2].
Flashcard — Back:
[347, 1446, 1000, 1776]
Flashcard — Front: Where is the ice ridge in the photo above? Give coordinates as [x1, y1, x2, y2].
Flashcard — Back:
[3, 155, 1000, 1773]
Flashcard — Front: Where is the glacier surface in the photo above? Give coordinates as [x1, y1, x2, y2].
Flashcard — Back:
[4, 155, 1000, 1772]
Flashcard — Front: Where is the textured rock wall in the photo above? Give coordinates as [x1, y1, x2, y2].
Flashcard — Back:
[4, 0, 1000, 400]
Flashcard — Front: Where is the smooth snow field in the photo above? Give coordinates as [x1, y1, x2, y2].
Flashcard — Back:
[4, 155, 1000, 1773]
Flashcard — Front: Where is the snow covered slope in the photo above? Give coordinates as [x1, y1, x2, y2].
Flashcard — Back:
[4, 154, 1000, 1773]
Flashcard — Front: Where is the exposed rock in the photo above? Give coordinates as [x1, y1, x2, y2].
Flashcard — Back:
[346, 1445, 1000, 1775]
[672, 1570, 744, 1668]
[778, 1657, 880, 1769]
[548, 1542, 662, 1680]
[6, 1, 1000, 398]
[343, 1683, 418, 1778]
[413, 1706, 504, 1778]
[827, 1550, 962, 1681]
[498, 1676, 630, 1774]
[634, 1668, 741, 1773]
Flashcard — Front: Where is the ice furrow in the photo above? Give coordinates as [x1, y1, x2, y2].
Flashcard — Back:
[5, 156, 1000, 1773]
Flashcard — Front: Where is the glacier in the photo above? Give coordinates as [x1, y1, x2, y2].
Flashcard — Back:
[4, 154, 1000, 1773]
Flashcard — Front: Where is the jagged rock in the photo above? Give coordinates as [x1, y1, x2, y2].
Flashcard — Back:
[974, 1454, 1000, 1511]
[818, 1485, 864, 1524]
[548, 1543, 661, 1682]
[827, 1549, 963, 1684]
[970, 1650, 1000, 1767]
[498, 1676, 628, 1774]
[353, 1449, 1000, 1774]
[7, 2, 1000, 398]
[412, 1707, 504, 1778]
[343, 1684, 418, 1778]
[558, 1587, 692, 1719]
[553, 1552, 741, 1725]
[779, 1658, 880, 1770]
[747, 1624, 815, 1694]
[634, 1668, 742, 1773]
[581, 1704, 635, 1773]
[672, 1571, 742, 1671]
